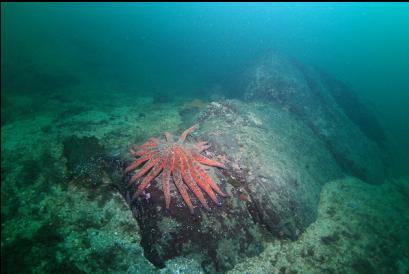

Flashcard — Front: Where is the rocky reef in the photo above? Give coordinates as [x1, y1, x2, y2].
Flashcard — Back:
[2, 51, 400, 273]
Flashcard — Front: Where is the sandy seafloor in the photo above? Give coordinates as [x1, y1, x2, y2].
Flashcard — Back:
[1, 86, 409, 274]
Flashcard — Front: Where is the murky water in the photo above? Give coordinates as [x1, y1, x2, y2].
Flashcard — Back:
[2, 3, 408, 273]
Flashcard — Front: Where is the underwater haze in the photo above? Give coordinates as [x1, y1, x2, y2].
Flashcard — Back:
[2, 2, 409, 274]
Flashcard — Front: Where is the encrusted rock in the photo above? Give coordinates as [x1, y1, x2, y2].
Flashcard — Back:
[239, 51, 388, 184]
[198, 100, 343, 239]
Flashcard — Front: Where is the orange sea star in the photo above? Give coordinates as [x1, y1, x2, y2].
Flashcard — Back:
[126, 124, 226, 214]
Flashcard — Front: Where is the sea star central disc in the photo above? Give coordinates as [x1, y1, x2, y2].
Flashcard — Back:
[126, 124, 226, 214]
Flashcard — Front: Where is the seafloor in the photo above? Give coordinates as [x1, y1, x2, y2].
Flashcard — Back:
[1, 83, 409, 273]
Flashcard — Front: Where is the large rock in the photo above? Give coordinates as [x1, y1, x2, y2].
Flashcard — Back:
[197, 100, 343, 239]
[239, 51, 387, 184]
[119, 99, 344, 272]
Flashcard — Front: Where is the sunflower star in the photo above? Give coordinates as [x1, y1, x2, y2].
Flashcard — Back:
[126, 124, 226, 214]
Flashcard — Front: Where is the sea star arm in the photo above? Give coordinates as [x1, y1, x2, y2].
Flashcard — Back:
[178, 124, 199, 142]
[132, 138, 159, 152]
[186, 155, 220, 205]
[193, 162, 226, 197]
[129, 154, 161, 185]
[177, 148, 210, 211]
[162, 153, 172, 209]
[192, 152, 226, 168]
[173, 165, 194, 214]
[125, 151, 159, 173]
[135, 155, 168, 198]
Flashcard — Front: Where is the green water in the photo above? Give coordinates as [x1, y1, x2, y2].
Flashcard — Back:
[1, 3, 409, 274]
[2, 3, 409, 174]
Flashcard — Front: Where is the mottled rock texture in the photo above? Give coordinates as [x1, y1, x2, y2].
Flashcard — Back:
[240, 51, 387, 184]
[228, 177, 409, 274]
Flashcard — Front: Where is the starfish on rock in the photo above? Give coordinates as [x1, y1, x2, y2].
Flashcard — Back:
[126, 124, 226, 214]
